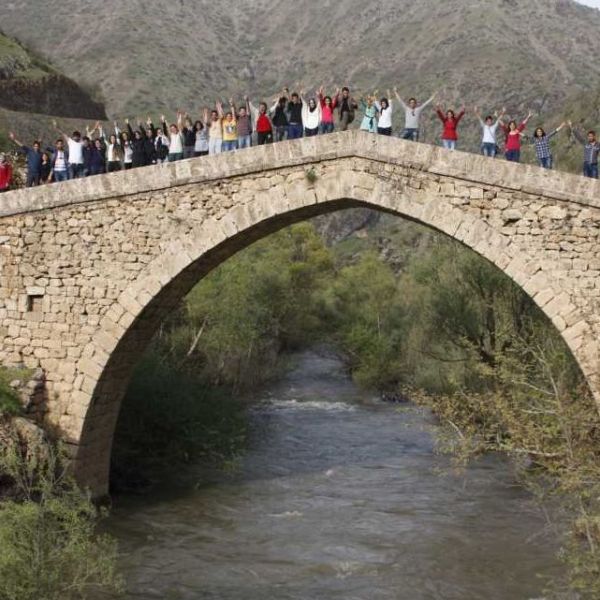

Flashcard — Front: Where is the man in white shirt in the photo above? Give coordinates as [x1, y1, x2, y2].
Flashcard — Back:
[54, 121, 85, 178]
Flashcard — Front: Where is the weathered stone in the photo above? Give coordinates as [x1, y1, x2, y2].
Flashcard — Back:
[0, 131, 598, 499]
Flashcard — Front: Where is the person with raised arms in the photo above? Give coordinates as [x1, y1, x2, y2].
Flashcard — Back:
[375, 91, 393, 136]
[435, 102, 466, 151]
[474, 106, 505, 158]
[8, 132, 43, 187]
[394, 88, 436, 142]
[53, 120, 85, 179]
[531, 122, 566, 169]
[569, 121, 600, 179]
[499, 110, 533, 163]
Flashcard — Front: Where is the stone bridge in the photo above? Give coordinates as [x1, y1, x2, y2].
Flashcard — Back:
[1, 131, 600, 498]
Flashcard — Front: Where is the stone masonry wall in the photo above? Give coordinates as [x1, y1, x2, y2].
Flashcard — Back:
[0, 131, 598, 496]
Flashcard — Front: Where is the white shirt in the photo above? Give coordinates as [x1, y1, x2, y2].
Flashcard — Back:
[169, 132, 183, 154]
[67, 138, 83, 165]
[481, 119, 500, 144]
[301, 102, 322, 130]
[123, 142, 133, 164]
[376, 100, 393, 129]
[195, 129, 209, 152]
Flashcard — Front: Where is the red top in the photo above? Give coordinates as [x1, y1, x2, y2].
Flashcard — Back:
[437, 109, 465, 141]
[256, 113, 272, 133]
[0, 163, 12, 190]
[318, 93, 334, 124]
[500, 121, 527, 151]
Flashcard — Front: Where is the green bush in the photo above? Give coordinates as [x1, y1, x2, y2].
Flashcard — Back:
[0, 444, 122, 600]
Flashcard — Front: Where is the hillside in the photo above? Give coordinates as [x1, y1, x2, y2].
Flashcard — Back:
[2, 0, 600, 125]
[0, 33, 106, 120]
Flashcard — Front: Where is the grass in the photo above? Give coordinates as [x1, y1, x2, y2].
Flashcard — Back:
[0, 367, 32, 416]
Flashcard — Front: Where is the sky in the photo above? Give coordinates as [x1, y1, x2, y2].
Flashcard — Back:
[577, 0, 600, 7]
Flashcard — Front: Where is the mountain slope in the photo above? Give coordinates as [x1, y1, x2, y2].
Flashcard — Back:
[0, 33, 106, 120]
[3, 0, 600, 120]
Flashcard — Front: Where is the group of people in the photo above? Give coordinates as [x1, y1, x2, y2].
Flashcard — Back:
[1, 84, 600, 191]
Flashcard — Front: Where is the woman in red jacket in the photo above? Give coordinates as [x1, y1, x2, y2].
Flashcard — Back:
[436, 103, 465, 151]
[0, 153, 12, 192]
[499, 111, 533, 163]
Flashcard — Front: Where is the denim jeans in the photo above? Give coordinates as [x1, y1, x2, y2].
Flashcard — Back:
[584, 162, 599, 178]
[222, 140, 238, 152]
[275, 126, 287, 142]
[288, 123, 303, 140]
[505, 149, 521, 162]
[208, 138, 222, 155]
[69, 163, 85, 179]
[442, 139, 456, 151]
[401, 128, 419, 141]
[377, 127, 392, 136]
[481, 142, 496, 157]
[238, 135, 252, 149]
[168, 152, 184, 162]
[53, 170, 69, 182]
[539, 156, 553, 169]
[320, 122, 334, 134]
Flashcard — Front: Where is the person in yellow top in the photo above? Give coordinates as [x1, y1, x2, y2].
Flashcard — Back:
[208, 101, 224, 155]
[222, 99, 238, 151]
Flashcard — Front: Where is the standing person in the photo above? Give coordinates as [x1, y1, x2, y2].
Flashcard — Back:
[531, 123, 566, 169]
[435, 103, 466, 151]
[0, 153, 13, 192]
[181, 115, 196, 159]
[271, 95, 289, 142]
[194, 113, 210, 156]
[53, 121, 85, 179]
[499, 111, 532, 163]
[474, 107, 505, 158]
[89, 139, 106, 176]
[153, 119, 169, 164]
[249, 99, 274, 145]
[287, 90, 304, 140]
[126, 120, 148, 168]
[237, 99, 252, 149]
[318, 87, 335, 134]
[40, 152, 52, 183]
[115, 123, 134, 169]
[163, 113, 184, 162]
[104, 132, 123, 173]
[48, 138, 69, 182]
[394, 89, 436, 141]
[375, 92, 393, 136]
[208, 103, 224, 156]
[332, 87, 358, 131]
[301, 94, 322, 137]
[569, 121, 600, 179]
[359, 95, 379, 133]
[8, 133, 43, 187]
[222, 100, 239, 152]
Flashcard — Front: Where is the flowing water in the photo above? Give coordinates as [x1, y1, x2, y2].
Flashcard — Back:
[106, 350, 564, 599]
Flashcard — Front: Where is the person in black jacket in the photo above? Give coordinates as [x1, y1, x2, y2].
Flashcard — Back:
[271, 96, 289, 142]
[182, 115, 196, 159]
[127, 120, 150, 168]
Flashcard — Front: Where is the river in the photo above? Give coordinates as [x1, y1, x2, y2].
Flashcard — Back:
[106, 350, 564, 599]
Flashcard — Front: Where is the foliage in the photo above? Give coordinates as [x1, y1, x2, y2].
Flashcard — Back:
[112, 352, 248, 485]
[0, 442, 122, 600]
[0, 367, 31, 416]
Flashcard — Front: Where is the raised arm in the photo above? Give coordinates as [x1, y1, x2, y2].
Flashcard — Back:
[455, 106, 466, 124]
[393, 86, 407, 109]
[52, 120, 69, 141]
[8, 132, 24, 148]
[548, 121, 566, 139]
[435, 106, 446, 122]
[421, 92, 436, 109]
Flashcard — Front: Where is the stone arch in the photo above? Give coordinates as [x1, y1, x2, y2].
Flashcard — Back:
[68, 165, 597, 498]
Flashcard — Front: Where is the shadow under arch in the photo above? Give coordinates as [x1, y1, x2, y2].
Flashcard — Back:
[70, 167, 596, 499]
